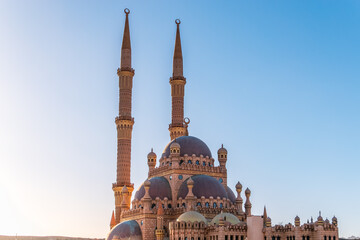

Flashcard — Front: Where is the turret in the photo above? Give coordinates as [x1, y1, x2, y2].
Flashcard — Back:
[147, 148, 157, 170]
[110, 210, 116, 229]
[155, 204, 165, 240]
[217, 144, 228, 168]
[266, 217, 272, 227]
[332, 216, 338, 227]
[142, 179, 152, 213]
[317, 211, 324, 226]
[169, 19, 187, 140]
[235, 181, 244, 214]
[245, 187, 252, 216]
[113, 8, 135, 224]
[295, 215, 300, 227]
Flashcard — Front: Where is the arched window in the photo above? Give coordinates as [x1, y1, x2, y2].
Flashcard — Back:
[213, 202, 217, 208]
[205, 202, 210, 208]
[182, 203, 186, 208]
[220, 203, 223, 208]
[168, 204, 172, 208]
[151, 203, 156, 209]
[188, 160, 192, 164]
[196, 160, 200, 165]
[197, 202, 202, 207]
[203, 161, 206, 166]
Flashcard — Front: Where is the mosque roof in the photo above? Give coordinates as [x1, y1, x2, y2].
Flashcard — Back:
[177, 175, 228, 199]
[177, 211, 207, 223]
[107, 220, 142, 240]
[134, 176, 172, 200]
[162, 136, 212, 158]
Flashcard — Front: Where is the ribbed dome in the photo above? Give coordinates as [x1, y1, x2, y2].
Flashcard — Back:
[134, 176, 172, 200]
[162, 136, 212, 158]
[177, 211, 207, 223]
[177, 175, 228, 199]
[210, 212, 241, 225]
[107, 220, 142, 240]
[226, 186, 236, 203]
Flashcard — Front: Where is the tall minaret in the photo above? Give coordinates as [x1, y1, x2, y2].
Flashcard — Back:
[112, 8, 134, 225]
[169, 19, 188, 140]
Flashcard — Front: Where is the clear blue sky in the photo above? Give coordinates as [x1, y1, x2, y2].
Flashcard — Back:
[0, 0, 359, 238]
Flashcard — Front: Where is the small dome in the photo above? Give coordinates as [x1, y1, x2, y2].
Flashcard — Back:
[134, 176, 172, 200]
[170, 142, 180, 149]
[162, 136, 212, 158]
[106, 220, 142, 240]
[177, 175, 228, 199]
[295, 215, 300, 221]
[226, 186, 236, 203]
[332, 216, 337, 222]
[177, 211, 207, 223]
[245, 188, 251, 195]
[147, 149, 156, 158]
[217, 144, 227, 154]
[211, 212, 241, 225]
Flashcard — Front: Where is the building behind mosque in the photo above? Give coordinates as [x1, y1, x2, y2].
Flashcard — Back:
[106, 9, 339, 240]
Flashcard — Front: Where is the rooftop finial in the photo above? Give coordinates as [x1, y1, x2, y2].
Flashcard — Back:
[175, 19, 181, 25]
[124, 8, 130, 15]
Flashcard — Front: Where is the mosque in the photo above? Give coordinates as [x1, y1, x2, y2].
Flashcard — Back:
[106, 9, 339, 240]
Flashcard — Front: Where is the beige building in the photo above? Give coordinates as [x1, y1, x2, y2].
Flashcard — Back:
[106, 9, 339, 240]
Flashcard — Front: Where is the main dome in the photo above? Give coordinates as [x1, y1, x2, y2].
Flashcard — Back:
[162, 136, 212, 158]
[134, 176, 172, 200]
[177, 175, 228, 199]
[106, 220, 142, 240]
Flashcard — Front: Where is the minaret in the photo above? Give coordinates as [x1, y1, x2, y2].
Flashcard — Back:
[169, 19, 187, 140]
[112, 8, 135, 224]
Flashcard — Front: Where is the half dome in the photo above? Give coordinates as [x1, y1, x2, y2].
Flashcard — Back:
[177, 211, 207, 223]
[210, 212, 241, 225]
[134, 176, 172, 200]
[177, 175, 228, 199]
[107, 220, 142, 240]
[162, 136, 212, 158]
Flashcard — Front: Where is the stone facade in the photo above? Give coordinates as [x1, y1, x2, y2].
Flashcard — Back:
[106, 9, 339, 240]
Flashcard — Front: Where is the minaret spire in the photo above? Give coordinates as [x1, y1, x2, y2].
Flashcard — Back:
[173, 19, 183, 77]
[113, 8, 135, 225]
[121, 8, 131, 70]
[169, 19, 187, 140]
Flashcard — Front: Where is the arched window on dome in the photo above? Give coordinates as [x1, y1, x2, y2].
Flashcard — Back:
[213, 202, 217, 208]
[196, 160, 200, 165]
[205, 202, 210, 208]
